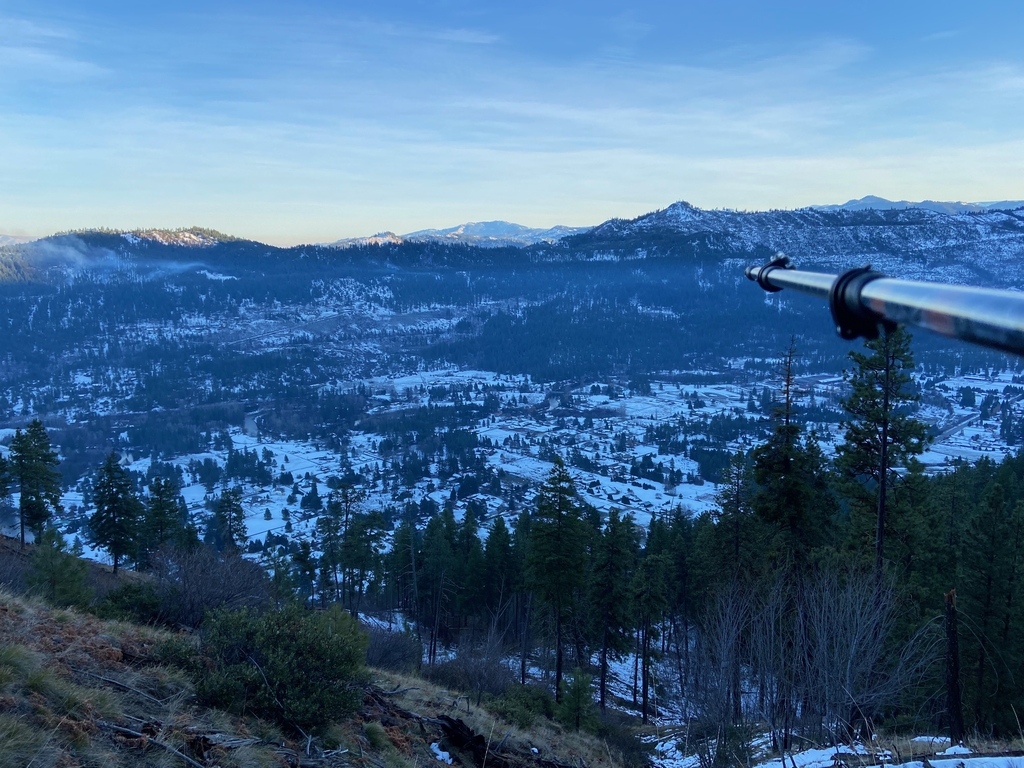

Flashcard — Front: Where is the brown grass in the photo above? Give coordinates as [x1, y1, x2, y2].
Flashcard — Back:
[0, 586, 626, 768]
[371, 669, 627, 768]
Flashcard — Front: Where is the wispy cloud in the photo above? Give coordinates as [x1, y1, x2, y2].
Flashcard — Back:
[1, 5, 1023, 243]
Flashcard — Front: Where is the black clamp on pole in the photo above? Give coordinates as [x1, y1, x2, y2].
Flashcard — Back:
[828, 266, 893, 340]
[745, 254, 792, 292]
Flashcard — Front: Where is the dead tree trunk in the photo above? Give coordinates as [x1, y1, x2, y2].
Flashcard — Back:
[945, 589, 966, 745]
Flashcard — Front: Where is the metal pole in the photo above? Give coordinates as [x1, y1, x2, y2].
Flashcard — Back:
[745, 256, 1024, 355]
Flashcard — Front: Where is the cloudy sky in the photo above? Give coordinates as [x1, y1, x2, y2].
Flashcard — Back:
[2, 1, 1023, 244]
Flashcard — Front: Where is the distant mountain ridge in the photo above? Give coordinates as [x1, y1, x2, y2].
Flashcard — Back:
[0, 234, 37, 247]
[5, 197, 1024, 287]
[812, 195, 1024, 215]
[326, 220, 590, 248]
[566, 200, 1024, 284]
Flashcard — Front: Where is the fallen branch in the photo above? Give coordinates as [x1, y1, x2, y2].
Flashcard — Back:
[97, 721, 205, 768]
[381, 685, 420, 696]
[69, 665, 165, 705]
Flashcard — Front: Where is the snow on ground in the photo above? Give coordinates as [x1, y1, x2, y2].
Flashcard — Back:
[39, 363, 1024, 580]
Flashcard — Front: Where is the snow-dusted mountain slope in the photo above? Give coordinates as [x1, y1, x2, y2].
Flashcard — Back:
[813, 195, 1024, 214]
[402, 220, 590, 246]
[0, 233, 37, 247]
[324, 221, 590, 248]
[568, 201, 1024, 286]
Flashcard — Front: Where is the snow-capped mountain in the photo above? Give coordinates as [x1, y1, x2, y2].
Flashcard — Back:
[325, 221, 590, 249]
[0, 233, 37, 247]
[322, 231, 405, 248]
[403, 220, 590, 246]
[813, 195, 1024, 215]
[572, 200, 1024, 286]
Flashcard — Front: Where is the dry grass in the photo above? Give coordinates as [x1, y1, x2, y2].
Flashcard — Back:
[372, 669, 628, 768]
[0, 584, 631, 768]
[0, 586, 293, 767]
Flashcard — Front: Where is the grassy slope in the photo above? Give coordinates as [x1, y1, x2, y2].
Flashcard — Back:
[0, 587, 627, 768]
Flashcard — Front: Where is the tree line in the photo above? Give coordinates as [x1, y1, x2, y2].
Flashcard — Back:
[6, 327, 1024, 751]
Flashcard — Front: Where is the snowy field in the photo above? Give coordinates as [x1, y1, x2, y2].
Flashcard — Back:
[12, 363, 1022, 569]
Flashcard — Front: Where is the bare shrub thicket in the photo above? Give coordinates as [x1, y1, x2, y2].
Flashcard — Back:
[364, 624, 422, 672]
[692, 584, 751, 768]
[693, 567, 940, 759]
[151, 544, 271, 628]
[0, 541, 30, 592]
[422, 633, 515, 705]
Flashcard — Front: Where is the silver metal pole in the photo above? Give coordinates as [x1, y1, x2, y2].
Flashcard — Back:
[745, 257, 1024, 355]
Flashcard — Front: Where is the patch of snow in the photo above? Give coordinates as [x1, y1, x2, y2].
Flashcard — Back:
[939, 746, 972, 755]
[431, 743, 453, 764]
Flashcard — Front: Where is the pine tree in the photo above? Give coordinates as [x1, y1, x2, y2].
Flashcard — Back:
[421, 510, 457, 664]
[9, 419, 62, 549]
[557, 667, 596, 731]
[483, 515, 515, 617]
[589, 507, 638, 710]
[89, 452, 142, 574]
[457, 505, 487, 621]
[318, 493, 345, 601]
[138, 476, 192, 568]
[293, 539, 318, 605]
[632, 550, 668, 723]
[207, 487, 247, 552]
[526, 458, 588, 701]
[27, 527, 93, 608]
[341, 510, 385, 617]
[0, 453, 9, 506]
[837, 326, 926, 580]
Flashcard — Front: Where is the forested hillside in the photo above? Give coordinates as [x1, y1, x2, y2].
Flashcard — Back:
[4, 205, 1024, 766]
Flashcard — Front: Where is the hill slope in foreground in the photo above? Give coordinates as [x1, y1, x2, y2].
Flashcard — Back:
[0, 581, 626, 768]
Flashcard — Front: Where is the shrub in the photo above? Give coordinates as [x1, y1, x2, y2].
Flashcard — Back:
[490, 684, 555, 728]
[93, 581, 161, 623]
[153, 635, 201, 674]
[26, 528, 93, 609]
[198, 603, 368, 733]
[557, 667, 596, 732]
[365, 626, 421, 672]
[150, 544, 271, 628]
[420, 642, 513, 704]
[594, 711, 650, 768]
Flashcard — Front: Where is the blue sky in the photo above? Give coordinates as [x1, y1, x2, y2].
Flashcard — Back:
[2, 1, 1023, 244]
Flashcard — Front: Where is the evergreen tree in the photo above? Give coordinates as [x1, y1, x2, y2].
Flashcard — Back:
[207, 487, 247, 552]
[632, 550, 669, 723]
[751, 429, 832, 568]
[421, 510, 457, 664]
[959, 483, 1024, 731]
[483, 515, 515, 617]
[693, 453, 765, 597]
[89, 452, 143, 574]
[9, 419, 62, 549]
[340, 510, 385, 616]
[837, 326, 927, 580]
[138, 476, 193, 567]
[526, 458, 588, 701]
[589, 507, 638, 710]
[27, 527, 93, 608]
[317, 493, 345, 601]
[557, 667, 596, 731]
[293, 539, 318, 605]
[301, 478, 323, 512]
[0, 453, 9, 507]
[457, 505, 487, 620]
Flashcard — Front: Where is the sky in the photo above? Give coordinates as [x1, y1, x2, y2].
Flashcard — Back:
[2, 1, 1024, 245]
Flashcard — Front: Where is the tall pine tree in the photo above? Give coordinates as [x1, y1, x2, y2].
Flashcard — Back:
[89, 452, 143, 574]
[589, 507, 638, 710]
[526, 458, 588, 701]
[837, 326, 926, 581]
[9, 419, 62, 549]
